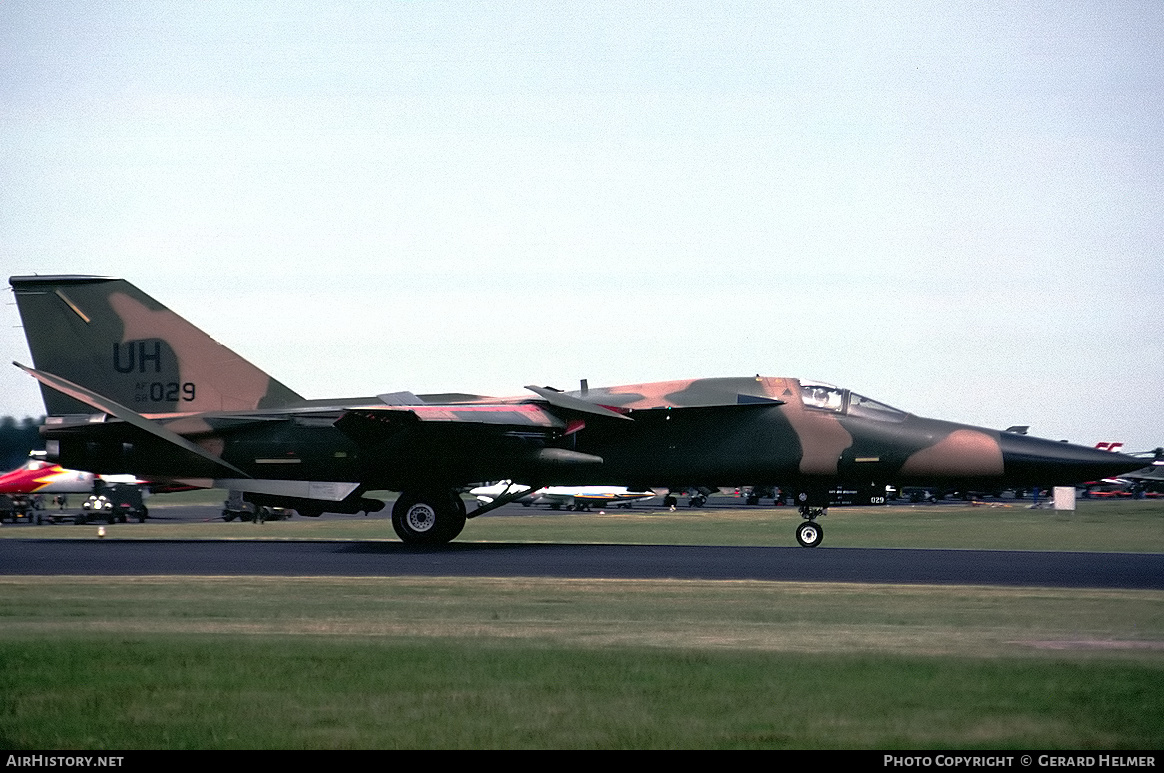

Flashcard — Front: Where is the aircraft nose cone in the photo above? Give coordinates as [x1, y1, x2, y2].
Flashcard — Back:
[998, 433, 1147, 485]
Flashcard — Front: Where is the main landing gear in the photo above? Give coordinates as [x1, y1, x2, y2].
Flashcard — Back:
[392, 490, 466, 545]
[392, 482, 539, 545]
[795, 491, 826, 548]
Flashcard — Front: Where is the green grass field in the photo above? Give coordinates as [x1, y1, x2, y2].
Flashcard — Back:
[2, 498, 1161, 749]
[1, 577, 1161, 749]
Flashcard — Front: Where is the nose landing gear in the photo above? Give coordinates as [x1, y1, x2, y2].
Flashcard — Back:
[795, 490, 827, 548]
[795, 518, 824, 548]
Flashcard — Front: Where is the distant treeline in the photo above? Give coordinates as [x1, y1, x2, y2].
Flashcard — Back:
[0, 416, 45, 471]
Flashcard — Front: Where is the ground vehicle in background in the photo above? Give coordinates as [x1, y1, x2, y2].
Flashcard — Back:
[69, 484, 148, 524]
[0, 493, 44, 524]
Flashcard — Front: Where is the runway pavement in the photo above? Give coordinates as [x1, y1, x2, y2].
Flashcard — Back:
[2, 537, 1162, 589]
[5, 500, 1162, 589]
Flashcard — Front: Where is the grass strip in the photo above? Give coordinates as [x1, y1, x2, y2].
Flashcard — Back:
[1, 576, 1161, 749]
[5, 499, 1163, 553]
[2, 637, 1161, 749]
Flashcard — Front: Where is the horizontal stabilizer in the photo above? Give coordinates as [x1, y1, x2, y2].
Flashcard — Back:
[14, 362, 252, 479]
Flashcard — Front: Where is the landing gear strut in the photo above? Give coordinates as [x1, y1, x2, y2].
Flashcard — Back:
[795, 490, 827, 548]
[392, 490, 466, 545]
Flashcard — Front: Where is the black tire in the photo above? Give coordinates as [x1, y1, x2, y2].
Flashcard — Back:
[796, 520, 824, 548]
[392, 490, 466, 545]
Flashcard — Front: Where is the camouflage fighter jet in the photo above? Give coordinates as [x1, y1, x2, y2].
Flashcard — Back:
[8, 275, 1146, 547]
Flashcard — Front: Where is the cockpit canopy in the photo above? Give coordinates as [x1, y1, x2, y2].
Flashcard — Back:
[799, 381, 907, 422]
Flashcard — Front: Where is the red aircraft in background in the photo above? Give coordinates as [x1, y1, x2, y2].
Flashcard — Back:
[0, 453, 155, 524]
[1081, 443, 1163, 499]
[0, 455, 98, 496]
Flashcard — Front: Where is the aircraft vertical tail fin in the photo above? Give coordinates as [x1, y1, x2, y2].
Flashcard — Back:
[9, 275, 304, 415]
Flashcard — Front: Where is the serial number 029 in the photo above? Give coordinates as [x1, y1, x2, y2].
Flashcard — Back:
[135, 382, 196, 403]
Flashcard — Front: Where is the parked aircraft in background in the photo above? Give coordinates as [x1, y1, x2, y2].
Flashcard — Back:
[0, 452, 148, 523]
[0, 452, 145, 495]
[1122, 453, 1164, 496]
[1081, 446, 1164, 498]
[9, 275, 1147, 547]
[470, 481, 656, 510]
[0, 455, 96, 496]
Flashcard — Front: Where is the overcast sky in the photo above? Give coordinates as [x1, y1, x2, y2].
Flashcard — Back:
[2, 1, 1161, 451]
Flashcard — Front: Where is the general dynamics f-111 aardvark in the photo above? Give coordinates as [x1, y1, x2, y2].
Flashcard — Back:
[9, 275, 1146, 547]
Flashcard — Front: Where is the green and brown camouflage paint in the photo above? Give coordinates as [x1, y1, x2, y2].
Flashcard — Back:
[9, 275, 1145, 523]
